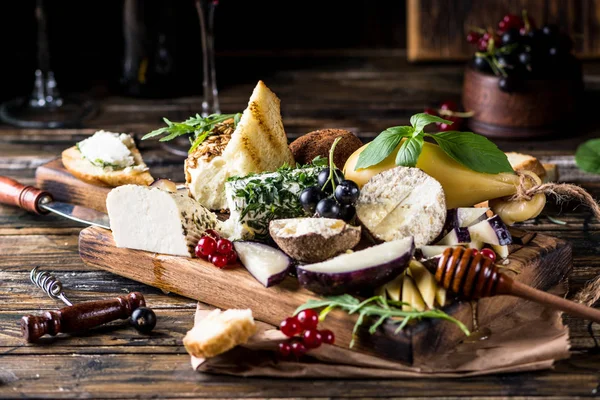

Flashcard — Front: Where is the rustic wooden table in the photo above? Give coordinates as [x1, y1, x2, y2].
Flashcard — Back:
[2, 52, 600, 398]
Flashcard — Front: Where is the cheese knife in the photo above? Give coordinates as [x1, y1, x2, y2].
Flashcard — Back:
[0, 176, 110, 229]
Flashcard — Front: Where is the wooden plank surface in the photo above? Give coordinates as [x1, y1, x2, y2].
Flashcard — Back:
[2, 53, 600, 398]
[407, 0, 600, 61]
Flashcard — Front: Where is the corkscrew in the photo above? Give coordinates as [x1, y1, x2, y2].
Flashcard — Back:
[22, 267, 154, 342]
[30, 266, 72, 306]
[424, 247, 600, 323]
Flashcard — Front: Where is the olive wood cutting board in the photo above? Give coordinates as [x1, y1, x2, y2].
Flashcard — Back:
[79, 226, 572, 365]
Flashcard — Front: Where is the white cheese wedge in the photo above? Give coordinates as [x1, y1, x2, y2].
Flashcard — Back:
[356, 167, 446, 248]
[106, 185, 221, 257]
[77, 130, 136, 169]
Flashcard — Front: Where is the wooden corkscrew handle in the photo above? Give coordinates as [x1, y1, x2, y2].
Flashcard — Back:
[0, 176, 51, 214]
[21, 292, 146, 342]
[431, 247, 600, 324]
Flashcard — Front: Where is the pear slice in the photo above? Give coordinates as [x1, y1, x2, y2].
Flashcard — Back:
[402, 274, 426, 312]
[408, 260, 437, 309]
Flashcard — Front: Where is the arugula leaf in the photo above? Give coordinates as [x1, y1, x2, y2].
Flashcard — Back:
[575, 139, 600, 174]
[355, 126, 413, 170]
[427, 131, 514, 174]
[395, 135, 424, 167]
[410, 113, 452, 133]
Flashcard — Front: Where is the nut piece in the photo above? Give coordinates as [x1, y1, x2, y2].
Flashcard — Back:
[289, 129, 363, 168]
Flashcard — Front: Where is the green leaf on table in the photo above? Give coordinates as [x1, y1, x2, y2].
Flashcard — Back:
[354, 126, 413, 170]
[575, 139, 600, 174]
[410, 113, 452, 134]
[395, 134, 424, 167]
[427, 131, 514, 174]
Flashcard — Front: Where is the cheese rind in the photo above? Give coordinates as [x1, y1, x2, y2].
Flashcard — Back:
[356, 167, 446, 247]
[106, 185, 221, 256]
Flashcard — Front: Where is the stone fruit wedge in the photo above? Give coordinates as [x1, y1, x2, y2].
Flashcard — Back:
[297, 236, 415, 295]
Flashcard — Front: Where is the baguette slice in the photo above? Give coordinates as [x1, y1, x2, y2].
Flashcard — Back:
[185, 81, 295, 210]
[183, 309, 257, 359]
[62, 145, 153, 187]
[505, 152, 546, 179]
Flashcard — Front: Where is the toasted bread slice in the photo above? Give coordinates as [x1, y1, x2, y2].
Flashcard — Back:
[183, 308, 257, 359]
[185, 81, 295, 210]
[505, 152, 546, 179]
[62, 146, 154, 187]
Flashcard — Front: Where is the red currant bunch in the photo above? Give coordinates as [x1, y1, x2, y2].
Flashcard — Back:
[423, 100, 473, 132]
[277, 309, 335, 358]
[194, 230, 237, 268]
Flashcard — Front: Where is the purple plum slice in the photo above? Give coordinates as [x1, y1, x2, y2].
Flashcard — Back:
[468, 215, 512, 246]
[297, 237, 415, 295]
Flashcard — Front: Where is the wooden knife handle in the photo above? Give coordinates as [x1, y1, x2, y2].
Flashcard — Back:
[21, 292, 146, 342]
[0, 176, 51, 214]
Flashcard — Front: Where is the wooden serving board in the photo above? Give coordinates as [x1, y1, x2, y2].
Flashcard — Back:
[36, 158, 112, 213]
[79, 226, 572, 365]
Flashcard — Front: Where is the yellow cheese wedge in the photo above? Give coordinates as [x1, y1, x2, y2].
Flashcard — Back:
[402, 274, 426, 312]
[408, 260, 437, 309]
[344, 141, 521, 209]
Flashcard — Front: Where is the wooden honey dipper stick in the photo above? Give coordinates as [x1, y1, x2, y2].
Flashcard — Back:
[424, 247, 600, 323]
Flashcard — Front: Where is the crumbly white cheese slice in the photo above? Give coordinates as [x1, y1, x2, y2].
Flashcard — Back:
[77, 130, 136, 169]
[187, 156, 230, 210]
[106, 185, 221, 256]
[356, 167, 446, 247]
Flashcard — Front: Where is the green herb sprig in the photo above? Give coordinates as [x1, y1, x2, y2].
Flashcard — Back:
[141, 113, 242, 153]
[355, 113, 513, 174]
[295, 294, 470, 348]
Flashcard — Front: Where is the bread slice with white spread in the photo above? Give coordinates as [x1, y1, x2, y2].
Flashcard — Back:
[183, 308, 257, 359]
[185, 81, 295, 210]
[62, 130, 154, 187]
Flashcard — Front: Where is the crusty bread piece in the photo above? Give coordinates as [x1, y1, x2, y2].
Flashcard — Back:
[505, 152, 546, 179]
[542, 163, 559, 182]
[183, 309, 257, 359]
[185, 81, 295, 210]
[62, 146, 154, 187]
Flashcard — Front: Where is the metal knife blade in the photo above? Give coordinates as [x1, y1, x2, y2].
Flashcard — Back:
[40, 200, 110, 230]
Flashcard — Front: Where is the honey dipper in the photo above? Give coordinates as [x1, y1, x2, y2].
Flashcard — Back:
[423, 247, 600, 323]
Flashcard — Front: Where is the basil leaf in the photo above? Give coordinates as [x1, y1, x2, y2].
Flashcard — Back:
[428, 131, 514, 174]
[355, 126, 413, 170]
[410, 113, 453, 133]
[395, 135, 424, 167]
[575, 139, 600, 174]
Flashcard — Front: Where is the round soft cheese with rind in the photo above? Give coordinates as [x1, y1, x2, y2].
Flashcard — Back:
[356, 167, 446, 247]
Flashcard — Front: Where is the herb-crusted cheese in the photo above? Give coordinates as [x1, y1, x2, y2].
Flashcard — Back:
[223, 166, 320, 240]
[107, 185, 221, 257]
[77, 130, 138, 170]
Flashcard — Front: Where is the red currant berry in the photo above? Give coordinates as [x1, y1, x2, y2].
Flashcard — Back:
[210, 254, 228, 268]
[466, 31, 480, 44]
[216, 238, 233, 255]
[290, 340, 307, 357]
[480, 248, 497, 262]
[497, 20, 507, 33]
[278, 341, 291, 357]
[470, 248, 479, 257]
[195, 236, 217, 258]
[423, 107, 438, 116]
[280, 317, 301, 337]
[296, 309, 319, 330]
[503, 14, 522, 28]
[205, 229, 221, 239]
[302, 329, 323, 349]
[320, 329, 335, 345]
[440, 100, 457, 112]
[227, 251, 238, 265]
[477, 38, 489, 51]
[438, 116, 460, 132]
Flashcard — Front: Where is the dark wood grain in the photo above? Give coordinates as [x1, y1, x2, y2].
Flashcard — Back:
[407, 0, 600, 61]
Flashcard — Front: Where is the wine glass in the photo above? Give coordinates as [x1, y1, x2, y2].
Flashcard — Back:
[0, 0, 95, 129]
[160, 0, 221, 156]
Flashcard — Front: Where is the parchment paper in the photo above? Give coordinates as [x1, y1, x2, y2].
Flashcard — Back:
[189, 295, 570, 378]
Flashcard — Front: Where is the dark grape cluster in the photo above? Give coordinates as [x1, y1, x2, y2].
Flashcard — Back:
[467, 11, 580, 92]
[299, 167, 360, 222]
